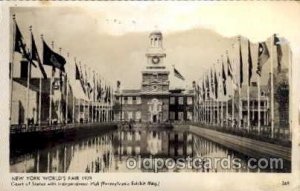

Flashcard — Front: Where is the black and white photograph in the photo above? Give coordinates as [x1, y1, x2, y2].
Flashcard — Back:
[0, 1, 300, 191]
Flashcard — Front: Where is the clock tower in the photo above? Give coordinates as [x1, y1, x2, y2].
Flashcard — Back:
[141, 31, 170, 94]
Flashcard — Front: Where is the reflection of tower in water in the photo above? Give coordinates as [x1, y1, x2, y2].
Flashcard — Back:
[168, 131, 193, 157]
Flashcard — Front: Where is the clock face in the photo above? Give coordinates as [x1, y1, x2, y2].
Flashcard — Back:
[152, 56, 160, 64]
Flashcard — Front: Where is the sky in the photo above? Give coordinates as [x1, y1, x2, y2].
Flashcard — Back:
[7, 1, 300, 97]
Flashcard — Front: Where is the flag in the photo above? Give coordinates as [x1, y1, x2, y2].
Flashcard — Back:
[206, 75, 210, 99]
[43, 40, 66, 72]
[31, 33, 47, 78]
[78, 64, 86, 94]
[14, 22, 25, 54]
[88, 82, 93, 93]
[239, 40, 243, 88]
[174, 67, 185, 80]
[97, 79, 102, 101]
[256, 42, 270, 76]
[248, 40, 253, 85]
[227, 55, 233, 80]
[222, 62, 227, 95]
[202, 80, 205, 100]
[13, 22, 36, 67]
[108, 86, 111, 103]
[75, 64, 80, 80]
[274, 34, 283, 73]
[210, 69, 214, 98]
[214, 70, 218, 99]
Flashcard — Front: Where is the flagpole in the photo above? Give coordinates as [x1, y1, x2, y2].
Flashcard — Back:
[72, 96, 75, 124]
[97, 74, 100, 122]
[270, 36, 274, 139]
[288, 46, 292, 141]
[65, 74, 68, 124]
[39, 73, 42, 127]
[203, 77, 206, 124]
[220, 57, 224, 128]
[100, 77, 102, 122]
[258, 74, 261, 135]
[25, 27, 33, 129]
[10, 14, 16, 126]
[110, 83, 113, 122]
[204, 77, 206, 124]
[92, 70, 95, 123]
[58, 47, 63, 124]
[72, 57, 76, 124]
[111, 83, 113, 122]
[88, 67, 91, 123]
[95, 72, 97, 122]
[238, 36, 242, 130]
[247, 42, 251, 133]
[247, 79, 250, 132]
[25, 49, 31, 129]
[225, 53, 229, 128]
[84, 64, 87, 123]
[48, 40, 55, 125]
[231, 45, 235, 129]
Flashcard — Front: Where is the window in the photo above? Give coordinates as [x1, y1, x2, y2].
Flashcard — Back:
[121, 111, 125, 120]
[170, 97, 175, 105]
[187, 111, 193, 121]
[136, 97, 141, 104]
[128, 112, 133, 120]
[135, 146, 140, 154]
[122, 97, 127, 103]
[187, 97, 193, 105]
[127, 97, 132, 104]
[127, 146, 132, 155]
[135, 131, 141, 141]
[135, 111, 141, 120]
[178, 97, 184, 105]
[170, 112, 175, 120]
[178, 112, 184, 121]
[127, 132, 132, 141]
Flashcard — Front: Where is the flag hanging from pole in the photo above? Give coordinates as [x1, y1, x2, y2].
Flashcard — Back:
[75, 64, 80, 80]
[173, 67, 185, 80]
[43, 40, 66, 72]
[78, 63, 86, 94]
[210, 69, 215, 98]
[202, 80, 205, 100]
[274, 34, 283, 73]
[222, 62, 227, 95]
[31, 33, 47, 78]
[14, 22, 26, 54]
[239, 39, 243, 88]
[256, 42, 270, 76]
[13, 22, 36, 67]
[227, 55, 233, 80]
[214, 69, 218, 99]
[248, 40, 253, 85]
[206, 75, 210, 99]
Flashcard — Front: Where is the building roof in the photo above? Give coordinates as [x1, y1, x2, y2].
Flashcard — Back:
[149, 30, 162, 36]
[13, 78, 51, 93]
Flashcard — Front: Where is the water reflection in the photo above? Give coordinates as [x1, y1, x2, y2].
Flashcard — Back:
[10, 129, 289, 173]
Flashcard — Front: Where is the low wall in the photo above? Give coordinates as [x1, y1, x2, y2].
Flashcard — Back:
[10, 123, 118, 157]
[175, 125, 291, 161]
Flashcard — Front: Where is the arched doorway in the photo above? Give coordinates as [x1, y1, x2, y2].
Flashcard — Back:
[148, 98, 162, 123]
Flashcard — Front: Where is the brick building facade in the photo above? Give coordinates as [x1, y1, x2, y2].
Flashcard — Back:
[114, 31, 194, 122]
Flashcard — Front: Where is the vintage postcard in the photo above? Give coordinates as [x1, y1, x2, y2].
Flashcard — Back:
[0, 1, 299, 191]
